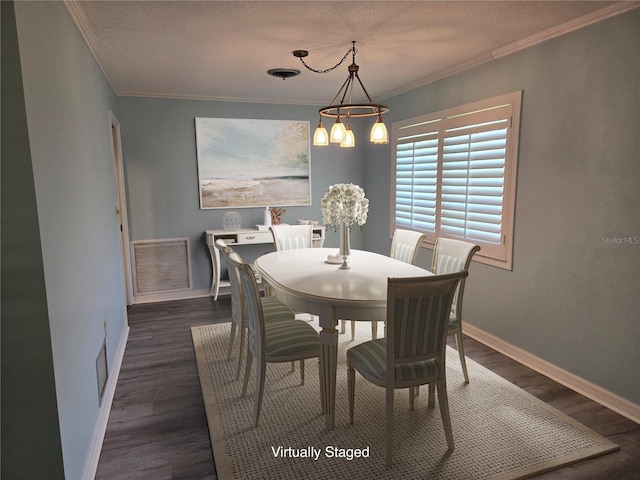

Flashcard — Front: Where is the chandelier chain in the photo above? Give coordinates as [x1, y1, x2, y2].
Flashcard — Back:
[297, 47, 356, 74]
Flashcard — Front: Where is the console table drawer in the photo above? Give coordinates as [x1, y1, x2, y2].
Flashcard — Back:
[236, 231, 273, 244]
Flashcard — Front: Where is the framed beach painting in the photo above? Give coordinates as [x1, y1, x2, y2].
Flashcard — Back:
[195, 118, 311, 209]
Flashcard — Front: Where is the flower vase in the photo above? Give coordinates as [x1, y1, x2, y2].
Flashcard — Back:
[339, 223, 351, 269]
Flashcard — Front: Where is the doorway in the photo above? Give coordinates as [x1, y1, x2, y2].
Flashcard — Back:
[109, 111, 134, 305]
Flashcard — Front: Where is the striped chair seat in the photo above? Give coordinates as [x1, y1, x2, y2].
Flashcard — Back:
[258, 320, 320, 359]
[347, 338, 439, 383]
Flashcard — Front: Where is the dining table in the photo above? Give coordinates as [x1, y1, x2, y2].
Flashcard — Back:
[253, 247, 433, 430]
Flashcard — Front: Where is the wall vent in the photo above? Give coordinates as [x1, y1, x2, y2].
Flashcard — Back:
[96, 339, 108, 405]
[131, 238, 192, 296]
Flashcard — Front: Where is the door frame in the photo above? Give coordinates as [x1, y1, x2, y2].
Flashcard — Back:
[109, 111, 134, 305]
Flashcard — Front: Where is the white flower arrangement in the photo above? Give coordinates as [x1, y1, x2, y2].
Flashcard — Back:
[321, 183, 369, 228]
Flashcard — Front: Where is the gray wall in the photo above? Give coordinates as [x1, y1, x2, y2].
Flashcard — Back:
[365, 9, 640, 405]
[6, 2, 128, 478]
[1, 2, 65, 478]
[117, 97, 366, 289]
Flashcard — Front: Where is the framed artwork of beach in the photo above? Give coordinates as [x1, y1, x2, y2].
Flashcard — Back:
[195, 118, 311, 209]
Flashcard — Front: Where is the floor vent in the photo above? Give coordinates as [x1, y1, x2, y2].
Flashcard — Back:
[131, 238, 192, 296]
[96, 339, 108, 405]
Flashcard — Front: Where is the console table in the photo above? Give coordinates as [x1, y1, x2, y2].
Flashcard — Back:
[205, 226, 325, 299]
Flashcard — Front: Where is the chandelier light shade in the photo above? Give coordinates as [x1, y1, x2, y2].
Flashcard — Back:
[330, 118, 347, 143]
[341, 126, 356, 148]
[370, 115, 389, 144]
[294, 41, 389, 147]
[313, 119, 329, 146]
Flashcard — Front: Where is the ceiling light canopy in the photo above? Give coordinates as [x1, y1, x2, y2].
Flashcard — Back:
[294, 41, 388, 147]
[267, 68, 301, 80]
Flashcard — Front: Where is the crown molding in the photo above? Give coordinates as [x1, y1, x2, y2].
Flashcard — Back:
[64, 0, 116, 93]
[115, 89, 323, 106]
[491, 1, 640, 59]
[380, 1, 640, 101]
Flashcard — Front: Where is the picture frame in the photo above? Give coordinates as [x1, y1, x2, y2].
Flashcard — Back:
[195, 118, 311, 209]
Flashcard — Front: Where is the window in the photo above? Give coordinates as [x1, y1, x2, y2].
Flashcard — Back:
[392, 91, 521, 270]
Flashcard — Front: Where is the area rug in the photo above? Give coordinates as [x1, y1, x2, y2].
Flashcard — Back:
[192, 321, 617, 480]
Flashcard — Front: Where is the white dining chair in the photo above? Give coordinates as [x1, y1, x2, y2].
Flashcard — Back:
[230, 252, 321, 428]
[220, 244, 296, 381]
[390, 228, 427, 264]
[270, 224, 315, 322]
[347, 271, 467, 466]
[270, 224, 314, 250]
[430, 237, 480, 383]
[343, 228, 426, 340]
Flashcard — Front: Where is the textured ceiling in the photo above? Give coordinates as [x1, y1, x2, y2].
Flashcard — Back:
[67, 1, 639, 105]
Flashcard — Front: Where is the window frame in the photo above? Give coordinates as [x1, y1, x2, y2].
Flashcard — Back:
[390, 91, 522, 270]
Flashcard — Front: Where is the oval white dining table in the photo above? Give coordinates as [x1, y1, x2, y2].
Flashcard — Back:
[254, 247, 432, 430]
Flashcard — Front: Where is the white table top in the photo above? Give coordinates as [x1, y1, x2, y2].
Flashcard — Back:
[254, 248, 432, 308]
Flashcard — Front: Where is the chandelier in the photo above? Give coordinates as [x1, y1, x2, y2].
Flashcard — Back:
[293, 41, 389, 148]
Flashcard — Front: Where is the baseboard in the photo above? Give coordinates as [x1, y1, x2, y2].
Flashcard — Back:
[463, 322, 640, 425]
[80, 323, 130, 480]
[133, 288, 211, 304]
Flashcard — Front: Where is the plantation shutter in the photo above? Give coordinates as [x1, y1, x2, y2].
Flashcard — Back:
[395, 124, 440, 233]
[392, 92, 521, 269]
[440, 105, 512, 259]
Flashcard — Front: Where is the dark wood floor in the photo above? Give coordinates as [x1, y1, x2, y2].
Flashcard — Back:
[96, 296, 640, 480]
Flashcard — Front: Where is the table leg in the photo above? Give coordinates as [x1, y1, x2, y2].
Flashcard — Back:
[318, 306, 338, 430]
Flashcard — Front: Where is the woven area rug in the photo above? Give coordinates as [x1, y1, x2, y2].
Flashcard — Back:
[192, 321, 617, 480]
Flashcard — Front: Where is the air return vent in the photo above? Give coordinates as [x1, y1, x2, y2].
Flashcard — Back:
[131, 238, 192, 296]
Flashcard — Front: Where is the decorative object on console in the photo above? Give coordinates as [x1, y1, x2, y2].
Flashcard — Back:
[263, 206, 272, 227]
[269, 207, 286, 225]
[321, 183, 368, 269]
[223, 212, 242, 231]
[292, 41, 389, 148]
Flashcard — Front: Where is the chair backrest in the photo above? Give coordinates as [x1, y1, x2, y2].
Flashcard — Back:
[430, 237, 480, 314]
[385, 271, 468, 379]
[221, 246, 244, 327]
[270, 225, 313, 251]
[231, 255, 266, 357]
[389, 228, 427, 265]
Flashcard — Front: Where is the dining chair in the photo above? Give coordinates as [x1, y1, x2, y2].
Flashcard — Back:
[270, 224, 315, 322]
[229, 252, 321, 428]
[347, 271, 468, 467]
[220, 243, 296, 381]
[343, 228, 426, 340]
[390, 228, 428, 264]
[270, 224, 314, 250]
[430, 237, 480, 384]
[214, 239, 240, 367]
